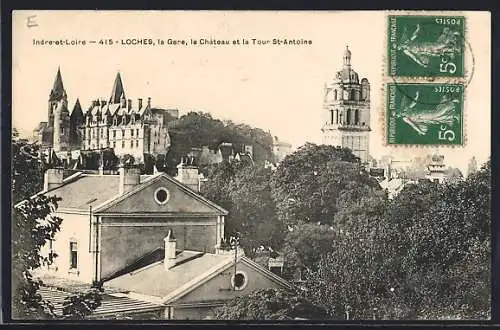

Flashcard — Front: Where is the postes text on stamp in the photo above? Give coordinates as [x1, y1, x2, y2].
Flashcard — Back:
[387, 83, 464, 145]
[388, 15, 465, 77]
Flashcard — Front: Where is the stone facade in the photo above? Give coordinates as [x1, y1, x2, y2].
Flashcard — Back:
[321, 46, 371, 163]
[34, 69, 176, 163]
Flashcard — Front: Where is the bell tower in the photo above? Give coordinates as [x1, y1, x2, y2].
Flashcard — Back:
[321, 46, 371, 164]
[48, 67, 70, 152]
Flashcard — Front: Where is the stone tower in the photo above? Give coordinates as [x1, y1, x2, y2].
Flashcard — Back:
[321, 46, 371, 163]
[48, 67, 70, 152]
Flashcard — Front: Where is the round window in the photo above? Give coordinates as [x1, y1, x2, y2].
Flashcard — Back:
[154, 187, 170, 205]
[231, 271, 248, 291]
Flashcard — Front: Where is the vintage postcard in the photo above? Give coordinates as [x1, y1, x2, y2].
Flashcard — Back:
[11, 11, 491, 321]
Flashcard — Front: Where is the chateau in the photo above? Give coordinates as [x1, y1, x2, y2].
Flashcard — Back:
[321, 46, 371, 163]
[33, 69, 176, 163]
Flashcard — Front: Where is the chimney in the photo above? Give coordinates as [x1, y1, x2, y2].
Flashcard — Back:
[138, 98, 143, 109]
[147, 97, 151, 108]
[176, 156, 200, 192]
[43, 168, 64, 191]
[164, 229, 177, 270]
[118, 165, 141, 195]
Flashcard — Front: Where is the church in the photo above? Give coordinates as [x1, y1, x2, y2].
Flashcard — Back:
[33, 69, 177, 163]
[321, 46, 371, 164]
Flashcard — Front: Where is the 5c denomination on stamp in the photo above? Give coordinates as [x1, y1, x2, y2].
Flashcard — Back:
[388, 15, 465, 78]
[387, 83, 464, 145]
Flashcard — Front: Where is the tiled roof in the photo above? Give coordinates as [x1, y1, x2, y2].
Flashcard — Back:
[104, 251, 233, 298]
[38, 286, 162, 318]
[102, 247, 205, 282]
[44, 173, 153, 211]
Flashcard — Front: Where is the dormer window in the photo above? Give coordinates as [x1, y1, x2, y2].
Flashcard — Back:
[113, 116, 118, 126]
[122, 116, 126, 125]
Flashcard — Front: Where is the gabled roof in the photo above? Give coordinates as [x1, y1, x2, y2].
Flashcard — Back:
[104, 251, 233, 299]
[93, 173, 228, 215]
[39, 172, 154, 211]
[104, 249, 294, 304]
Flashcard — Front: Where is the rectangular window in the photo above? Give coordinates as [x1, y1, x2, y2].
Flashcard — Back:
[69, 242, 78, 269]
[136, 140, 139, 147]
[122, 130, 125, 139]
[113, 141, 116, 148]
[136, 129, 139, 136]
[131, 129, 134, 137]
[113, 130, 116, 138]
[130, 140, 134, 148]
[100, 128, 103, 138]
[122, 141, 125, 148]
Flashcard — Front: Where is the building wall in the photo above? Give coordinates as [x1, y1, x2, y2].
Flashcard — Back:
[99, 217, 217, 280]
[39, 212, 94, 283]
[172, 260, 287, 320]
[171, 306, 216, 320]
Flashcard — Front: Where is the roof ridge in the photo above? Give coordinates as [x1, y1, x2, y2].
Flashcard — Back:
[241, 256, 295, 291]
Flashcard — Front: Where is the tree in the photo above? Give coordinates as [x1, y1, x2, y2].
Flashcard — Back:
[281, 223, 336, 280]
[201, 162, 283, 259]
[270, 143, 380, 227]
[302, 191, 394, 320]
[380, 160, 491, 319]
[226, 166, 284, 258]
[212, 288, 330, 320]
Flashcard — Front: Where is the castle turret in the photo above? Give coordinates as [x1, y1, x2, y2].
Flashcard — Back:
[110, 72, 126, 104]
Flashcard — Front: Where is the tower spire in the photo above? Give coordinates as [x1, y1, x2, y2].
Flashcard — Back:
[49, 67, 67, 101]
[109, 72, 126, 104]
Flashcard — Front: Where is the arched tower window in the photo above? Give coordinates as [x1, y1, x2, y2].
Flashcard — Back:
[354, 109, 359, 125]
[350, 90, 355, 101]
[330, 109, 334, 125]
[336, 109, 339, 124]
[346, 109, 351, 125]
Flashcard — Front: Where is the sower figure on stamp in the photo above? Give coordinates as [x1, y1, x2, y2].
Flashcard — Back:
[396, 91, 460, 136]
[397, 24, 462, 69]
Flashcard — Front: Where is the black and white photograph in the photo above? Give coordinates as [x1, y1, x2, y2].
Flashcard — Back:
[10, 10, 491, 321]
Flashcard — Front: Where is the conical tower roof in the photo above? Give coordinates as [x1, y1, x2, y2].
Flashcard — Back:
[49, 67, 67, 101]
[70, 98, 83, 118]
[109, 72, 126, 104]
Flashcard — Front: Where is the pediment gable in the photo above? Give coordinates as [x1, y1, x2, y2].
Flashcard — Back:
[94, 174, 227, 215]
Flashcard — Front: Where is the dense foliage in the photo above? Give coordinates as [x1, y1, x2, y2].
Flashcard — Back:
[270, 143, 380, 227]
[166, 112, 274, 172]
[205, 140, 490, 320]
[212, 288, 329, 320]
[201, 161, 283, 258]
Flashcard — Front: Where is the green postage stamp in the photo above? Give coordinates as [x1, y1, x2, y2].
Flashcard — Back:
[388, 15, 466, 77]
[387, 83, 464, 145]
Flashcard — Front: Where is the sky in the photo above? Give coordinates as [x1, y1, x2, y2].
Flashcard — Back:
[12, 11, 491, 173]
